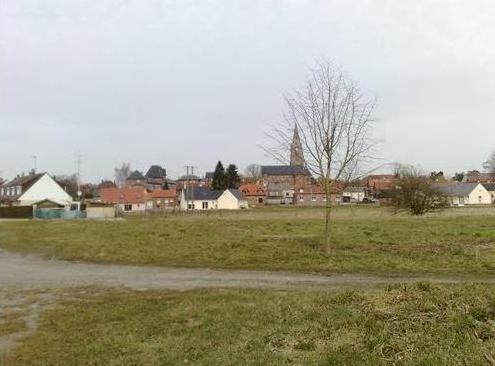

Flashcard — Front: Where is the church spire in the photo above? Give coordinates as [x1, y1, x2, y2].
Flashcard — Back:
[290, 125, 304, 166]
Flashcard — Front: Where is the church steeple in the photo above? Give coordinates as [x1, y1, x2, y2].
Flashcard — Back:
[290, 125, 304, 166]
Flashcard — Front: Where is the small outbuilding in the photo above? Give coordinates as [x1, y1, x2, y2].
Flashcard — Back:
[85, 201, 116, 219]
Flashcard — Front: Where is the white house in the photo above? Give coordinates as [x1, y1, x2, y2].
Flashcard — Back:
[0, 173, 73, 207]
[342, 187, 366, 203]
[436, 183, 492, 206]
[180, 187, 247, 210]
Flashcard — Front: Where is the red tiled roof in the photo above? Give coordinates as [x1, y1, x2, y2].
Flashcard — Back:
[149, 189, 176, 199]
[465, 173, 495, 183]
[239, 183, 265, 196]
[100, 188, 147, 204]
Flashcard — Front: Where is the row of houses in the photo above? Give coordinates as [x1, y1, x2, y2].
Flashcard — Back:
[1, 170, 494, 217]
[98, 186, 248, 212]
[1, 127, 494, 213]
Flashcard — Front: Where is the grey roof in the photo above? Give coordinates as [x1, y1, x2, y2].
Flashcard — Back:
[482, 183, 495, 191]
[186, 187, 246, 201]
[145, 165, 166, 179]
[127, 171, 145, 180]
[261, 165, 310, 176]
[434, 183, 483, 197]
[226, 188, 246, 201]
[3, 173, 44, 188]
[187, 187, 223, 200]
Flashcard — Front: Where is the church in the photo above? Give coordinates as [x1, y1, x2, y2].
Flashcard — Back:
[260, 126, 313, 204]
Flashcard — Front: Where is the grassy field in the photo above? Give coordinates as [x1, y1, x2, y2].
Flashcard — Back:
[2, 284, 495, 365]
[1, 206, 495, 274]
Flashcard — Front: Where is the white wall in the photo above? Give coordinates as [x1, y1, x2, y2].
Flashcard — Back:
[467, 184, 492, 205]
[343, 191, 365, 202]
[189, 199, 217, 210]
[18, 174, 72, 206]
[217, 190, 247, 209]
[86, 206, 116, 219]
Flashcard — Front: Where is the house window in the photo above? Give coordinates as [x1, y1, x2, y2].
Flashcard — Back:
[124, 204, 132, 211]
[298, 195, 304, 202]
[202, 201, 208, 209]
[188, 203, 195, 209]
[258, 197, 263, 203]
[311, 196, 317, 202]
[479, 196, 482, 203]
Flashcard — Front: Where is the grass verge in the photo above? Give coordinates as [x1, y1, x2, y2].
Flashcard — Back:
[3, 284, 495, 365]
[1, 206, 495, 274]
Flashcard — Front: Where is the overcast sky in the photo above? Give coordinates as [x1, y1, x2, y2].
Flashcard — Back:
[1, 0, 494, 182]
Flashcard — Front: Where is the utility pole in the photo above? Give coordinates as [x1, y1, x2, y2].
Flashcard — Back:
[183, 165, 196, 211]
[185, 166, 190, 210]
[31, 155, 37, 173]
[73, 153, 85, 200]
[191, 166, 195, 208]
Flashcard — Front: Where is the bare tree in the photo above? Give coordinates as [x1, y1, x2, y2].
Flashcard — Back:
[265, 60, 377, 254]
[244, 164, 262, 179]
[114, 162, 131, 188]
[54, 174, 79, 200]
[483, 151, 495, 174]
[393, 164, 448, 215]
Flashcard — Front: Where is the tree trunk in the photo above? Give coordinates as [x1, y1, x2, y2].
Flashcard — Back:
[324, 179, 332, 255]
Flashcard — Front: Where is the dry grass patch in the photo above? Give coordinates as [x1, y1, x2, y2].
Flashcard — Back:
[2, 284, 495, 365]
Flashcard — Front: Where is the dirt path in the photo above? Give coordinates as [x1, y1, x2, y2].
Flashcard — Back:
[2, 249, 495, 291]
[2, 248, 495, 357]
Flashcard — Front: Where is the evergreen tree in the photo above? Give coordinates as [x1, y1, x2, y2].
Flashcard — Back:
[211, 161, 226, 190]
[225, 164, 241, 189]
[453, 172, 465, 182]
